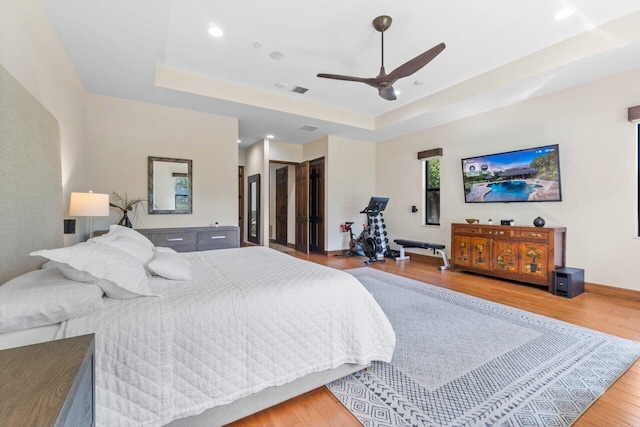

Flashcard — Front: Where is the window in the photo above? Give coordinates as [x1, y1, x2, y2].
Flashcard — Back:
[174, 176, 189, 211]
[637, 124, 640, 235]
[425, 157, 440, 225]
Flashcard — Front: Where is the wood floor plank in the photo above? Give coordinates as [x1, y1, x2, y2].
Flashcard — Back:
[227, 251, 640, 426]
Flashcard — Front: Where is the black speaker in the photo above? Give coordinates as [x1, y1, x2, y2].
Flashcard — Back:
[553, 267, 584, 298]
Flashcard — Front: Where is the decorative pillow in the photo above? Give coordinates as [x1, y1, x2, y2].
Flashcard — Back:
[147, 251, 192, 280]
[0, 269, 104, 333]
[94, 236, 154, 265]
[31, 243, 155, 299]
[90, 225, 154, 250]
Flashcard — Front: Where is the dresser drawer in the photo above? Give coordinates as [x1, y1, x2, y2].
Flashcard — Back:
[515, 229, 550, 240]
[198, 230, 236, 246]
[147, 231, 197, 247]
[454, 225, 481, 234]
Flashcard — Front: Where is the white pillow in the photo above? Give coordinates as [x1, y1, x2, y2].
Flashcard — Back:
[31, 243, 155, 299]
[90, 225, 154, 249]
[94, 236, 154, 265]
[147, 251, 192, 280]
[154, 246, 178, 254]
[0, 269, 104, 333]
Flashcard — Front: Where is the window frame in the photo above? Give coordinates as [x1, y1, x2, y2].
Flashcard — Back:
[424, 156, 441, 226]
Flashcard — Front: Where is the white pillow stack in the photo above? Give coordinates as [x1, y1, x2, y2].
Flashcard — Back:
[32, 241, 154, 299]
[0, 268, 104, 333]
[89, 225, 155, 265]
[90, 225, 192, 280]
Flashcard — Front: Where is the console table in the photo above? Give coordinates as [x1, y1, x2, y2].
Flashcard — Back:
[0, 334, 95, 426]
[451, 223, 566, 291]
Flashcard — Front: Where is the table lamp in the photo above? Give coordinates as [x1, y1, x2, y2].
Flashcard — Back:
[69, 191, 109, 238]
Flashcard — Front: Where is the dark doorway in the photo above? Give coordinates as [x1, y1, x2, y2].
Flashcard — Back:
[238, 166, 244, 245]
[309, 157, 325, 254]
[275, 166, 288, 246]
[295, 161, 309, 254]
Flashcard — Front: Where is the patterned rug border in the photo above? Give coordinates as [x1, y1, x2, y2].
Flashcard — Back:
[328, 267, 640, 427]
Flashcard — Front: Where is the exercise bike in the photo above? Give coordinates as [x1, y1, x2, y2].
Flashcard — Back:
[342, 197, 389, 265]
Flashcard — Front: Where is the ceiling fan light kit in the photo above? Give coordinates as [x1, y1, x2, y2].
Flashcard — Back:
[317, 15, 445, 101]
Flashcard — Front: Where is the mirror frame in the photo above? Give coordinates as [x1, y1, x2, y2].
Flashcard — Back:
[247, 174, 260, 245]
[148, 156, 193, 214]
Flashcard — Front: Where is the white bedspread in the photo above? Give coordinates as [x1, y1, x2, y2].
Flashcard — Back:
[59, 247, 395, 426]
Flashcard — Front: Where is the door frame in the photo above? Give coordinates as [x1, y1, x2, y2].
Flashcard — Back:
[275, 166, 288, 246]
[247, 174, 260, 245]
[295, 161, 309, 254]
[238, 166, 244, 245]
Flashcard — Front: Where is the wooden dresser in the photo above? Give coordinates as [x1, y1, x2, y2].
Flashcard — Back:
[0, 334, 95, 427]
[138, 226, 240, 252]
[451, 223, 566, 291]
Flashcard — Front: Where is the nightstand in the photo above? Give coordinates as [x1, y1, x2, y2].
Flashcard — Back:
[0, 334, 95, 426]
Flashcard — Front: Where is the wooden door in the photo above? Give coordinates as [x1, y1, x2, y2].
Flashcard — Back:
[238, 166, 244, 245]
[453, 235, 471, 267]
[491, 239, 518, 274]
[470, 237, 490, 271]
[275, 166, 288, 246]
[308, 158, 325, 253]
[519, 241, 549, 283]
[295, 162, 309, 254]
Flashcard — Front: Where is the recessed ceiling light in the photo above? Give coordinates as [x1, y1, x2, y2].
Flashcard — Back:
[275, 82, 289, 89]
[208, 26, 223, 37]
[394, 90, 401, 96]
[237, 139, 241, 144]
[270, 51, 285, 60]
[414, 80, 424, 86]
[266, 134, 275, 139]
[554, 8, 574, 20]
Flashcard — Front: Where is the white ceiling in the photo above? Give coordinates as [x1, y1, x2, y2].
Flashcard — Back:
[41, 0, 640, 147]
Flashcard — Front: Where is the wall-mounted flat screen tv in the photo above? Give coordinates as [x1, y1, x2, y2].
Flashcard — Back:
[461, 144, 562, 203]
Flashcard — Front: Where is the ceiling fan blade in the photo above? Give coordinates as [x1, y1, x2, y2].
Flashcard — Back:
[386, 42, 446, 83]
[317, 73, 377, 87]
[378, 86, 396, 101]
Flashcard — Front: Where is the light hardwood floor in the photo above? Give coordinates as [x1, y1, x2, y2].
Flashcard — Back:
[230, 252, 640, 426]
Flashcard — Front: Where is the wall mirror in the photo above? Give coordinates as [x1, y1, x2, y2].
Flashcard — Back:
[148, 156, 192, 214]
[248, 174, 260, 244]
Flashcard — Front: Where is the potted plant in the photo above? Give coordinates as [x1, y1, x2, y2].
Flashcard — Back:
[109, 192, 145, 228]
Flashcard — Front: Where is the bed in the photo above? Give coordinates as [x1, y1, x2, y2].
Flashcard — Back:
[0, 64, 395, 426]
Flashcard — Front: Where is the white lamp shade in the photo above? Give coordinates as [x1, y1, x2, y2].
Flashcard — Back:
[69, 192, 109, 217]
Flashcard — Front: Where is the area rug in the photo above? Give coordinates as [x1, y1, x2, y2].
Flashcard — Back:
[328, 268, 640, 426]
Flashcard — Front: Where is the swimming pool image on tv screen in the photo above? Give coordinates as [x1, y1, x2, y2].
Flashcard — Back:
[461, 145, 562, 203]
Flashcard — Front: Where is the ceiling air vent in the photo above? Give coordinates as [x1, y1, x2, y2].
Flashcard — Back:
[300, 125, 320, 132]
[292, 86, 308, 94]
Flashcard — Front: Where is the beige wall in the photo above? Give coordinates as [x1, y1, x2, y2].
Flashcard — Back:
[86, 94, 238, 231]
[0, 0, 88, 244]
[377, 67, 640, 291]
[326, 136, 377, 251]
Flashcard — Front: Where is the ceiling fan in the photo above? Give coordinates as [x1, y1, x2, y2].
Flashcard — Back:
[317, 15, 445, 101]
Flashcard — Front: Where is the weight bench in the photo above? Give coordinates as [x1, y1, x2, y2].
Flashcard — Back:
[393, 239, 451, 271]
